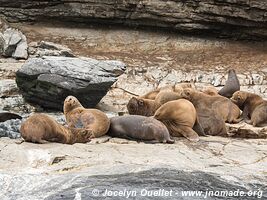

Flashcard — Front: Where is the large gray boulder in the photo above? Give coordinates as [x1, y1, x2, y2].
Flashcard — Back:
[16, 56, 126, 110]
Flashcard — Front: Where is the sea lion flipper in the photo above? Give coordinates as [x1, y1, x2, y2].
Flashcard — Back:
[179, 126, 200, 142]
[193, 117, 206, 136]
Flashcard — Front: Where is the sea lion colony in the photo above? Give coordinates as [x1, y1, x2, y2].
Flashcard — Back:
[19, 69, 267, 144]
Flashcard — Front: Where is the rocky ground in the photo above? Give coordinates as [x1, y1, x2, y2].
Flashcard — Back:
[0, 22, 266, 199]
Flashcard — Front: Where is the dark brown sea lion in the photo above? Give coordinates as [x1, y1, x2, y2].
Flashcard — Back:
[218, 69, 240, 98]
[141, 83, 195, 100]
[108, 115, 174, 144]
[197, 108, 228, 136]
[181, 88, 240, 123]
[127, 96, 160, 116]
[231, 91, 267, 127]
[154, 99, 203, 142]
[20, 113, 91, 144]
[127, 91, 182, 116]
[63, 96, 110, 138]
[0, 112, 22, 122]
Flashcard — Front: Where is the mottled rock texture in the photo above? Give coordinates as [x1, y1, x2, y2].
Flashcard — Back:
[0, 0, 267, 40]
[16, 56, 126, 110]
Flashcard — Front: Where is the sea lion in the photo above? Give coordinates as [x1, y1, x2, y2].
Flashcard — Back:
[154, 99, 202, 142]
[20, 113, 91, 144]
[63, 96, 110, 138]
[197, 108, 228, 136]
[108, 115, 174, 144]
[181, 88, 240, 123]
[127, 96, 160, 116]
[0, 112, 22, 122]
[218, 69, 240, 98]
[231, 91, 267, 127]
[141, 82, 195, 100]
[155, 91, 182, 105]
[127, 91, 182, 116]
[202, 86, 218, 96]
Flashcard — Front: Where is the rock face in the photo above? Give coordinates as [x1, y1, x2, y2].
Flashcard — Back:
[16, 56, 126, 110]
[0, 136, 266, 199]
[1, 28, 28, 59]
[1, 1, 267, 40]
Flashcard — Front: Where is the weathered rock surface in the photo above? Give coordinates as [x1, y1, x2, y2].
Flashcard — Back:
[2, 28, 28, 59]
[1, 1, 267, 40]
[0, 79, 18, 97]
[16, 56, 126, 110]
[28, 41, 75, 57]
[227, 122, 267, 139]
[0, 136, 266, 199]
[0, 58, 24, 79]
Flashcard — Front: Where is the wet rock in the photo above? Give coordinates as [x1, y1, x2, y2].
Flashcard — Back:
[2, 28, 28, 59]
[0, 118, 21, 138]
[28, 41, 75, 57]
[227, 122, 267, 139]
[16, 56, 126, 110]
[0, 79, 18, 97]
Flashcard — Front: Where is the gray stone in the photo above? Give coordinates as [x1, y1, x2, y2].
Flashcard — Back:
[16, 56, 126, 110]
[29, 41, 75, 57]
[0, 79, 18, 97]
[0, 118, 21, 138]
[2, 28, 28, 59]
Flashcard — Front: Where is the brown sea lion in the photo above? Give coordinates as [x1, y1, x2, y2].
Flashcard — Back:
[141, 82, 195, 100]
[127, 91, 182, 116]
[0, 112, 22, 122]
[155, 91, 182, 105]
[108, 115, 174, 144]
[63, 96, 110, 138]
[20, 113, 91, 144]
[231, 91, 267, 127]
[181, 88, 240, 123]
[154, 99, 202, 142]
[202, 86, 218, 96]
[127, 96, 160, 116]
[218, 69, 240, 98]
[197, 108, 228, 136]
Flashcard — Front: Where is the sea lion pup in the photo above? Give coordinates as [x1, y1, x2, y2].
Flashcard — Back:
[231, 91, 267, 127]
[202, 86, 218, 96]
[20, 113, 91, 144]
[218, 69, 240, 98]
[0, 112, 22, 122]
[63, 96, 110, 138]
[154, 99, 202, 142]
[108, 115, 174, 144]
[141, 82, 195, 100]
[181, 88, 240, 123]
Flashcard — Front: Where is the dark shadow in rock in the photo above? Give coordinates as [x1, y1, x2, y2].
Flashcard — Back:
[45, 168, 266, 200]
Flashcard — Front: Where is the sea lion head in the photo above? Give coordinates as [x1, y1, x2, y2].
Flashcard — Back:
[230, 91, 247, 107]
[63, 96, 83, 114]
[127, 97, 144, 115]
[181, 88, 195, 101]
[127, 97, 155, 116]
